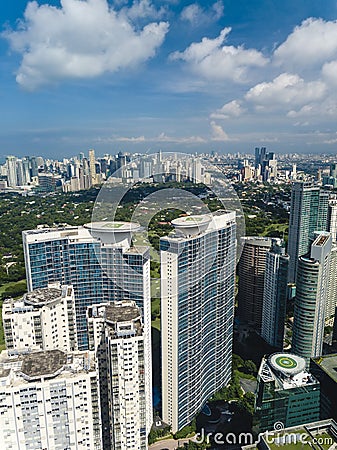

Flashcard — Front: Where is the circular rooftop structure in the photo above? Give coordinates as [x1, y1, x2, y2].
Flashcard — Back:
[85, 221, 141, 245]
[172, 214, 211, 237]
[24, 288, 62, 306]
[269, 353, 306, 376]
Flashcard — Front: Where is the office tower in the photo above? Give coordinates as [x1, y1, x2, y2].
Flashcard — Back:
[261, 240, 289, 349]
[6, 155, 17, 187]
[237, 237, 272, 333]
[116, 151, 127, 170]
[326, 243, 337, 325]
[327, 194, 337, 242]
[255, 147, 266, 168]
[30, 156, 39, 177]
[161, 211, 236, 433]
[0, 349, 102, 450]
[3, 284, 77, 353]
[88, 301, 152, 450]
[23, 222, 151, 351]
[287, 182, 329, 283]
[37, 172, 56, 191]
[256, 353, 320, 432]
[311, 354, 337, 421]
[89, 148, 97, 185]
[292, 233, 332, 363]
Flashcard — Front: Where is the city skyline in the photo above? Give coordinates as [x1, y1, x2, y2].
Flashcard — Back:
[1, 1, 337, 156]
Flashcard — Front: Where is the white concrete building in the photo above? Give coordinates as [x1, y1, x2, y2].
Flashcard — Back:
[87, 301, 152, 450]
[160, 211, 236, 433]
[0, 349, 102, 450]
[3, 285, 77, 353]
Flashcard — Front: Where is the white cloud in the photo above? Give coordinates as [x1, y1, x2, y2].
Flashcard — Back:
[274, 18, 337, 70]
[122, 0, 167, 21]
[109, 132, 206, 143]
[210, 121, 230, 141]
[170, 27, 268, 83]
[322, 60, 337, 86]
[210, 100, 245, 119]
[3, 0, 169, 90]
[245, 73, 326, 108]
[180, 1, 224, 25]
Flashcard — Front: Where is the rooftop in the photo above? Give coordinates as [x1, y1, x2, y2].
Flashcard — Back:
[259, 353, 318, 390]
[312, 353, 337, 383]
[0, 350, 96, 383]
[84, 221, 141, 232]
[105, 301, 141, 324]
[20, 350, 67, 379]
[24, 287, 62, 305]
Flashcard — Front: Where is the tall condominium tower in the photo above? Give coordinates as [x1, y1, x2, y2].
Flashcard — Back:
[161, 211, 236, 433]
[88, 301, 152, 450]
[256, 353, 320, 432]
[23, 222, 151, 350]
[261, 240, 289, 350]
[6, 155, 17, 187]
[287, 182, 329, 283]
[237, 236, 272, 333]
[327, 194, 337, 242]
[292, 232, 332, 363]
[3, 284, 77, 353]
[89, 148, 97, 186]
[0, 349, 102, 450]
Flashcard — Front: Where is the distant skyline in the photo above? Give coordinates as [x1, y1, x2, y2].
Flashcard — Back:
[1, 0, 337, 157]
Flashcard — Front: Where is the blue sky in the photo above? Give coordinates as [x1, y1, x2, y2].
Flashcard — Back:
[1, 0, 337, 158]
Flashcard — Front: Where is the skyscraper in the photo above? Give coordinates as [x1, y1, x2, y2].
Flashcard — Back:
[23, 222, 151, 351]
[6, 155, 17, 187]
[292, 232, 332, 363]
[0, 349, 102, 449]
[161, 211, 236, 433]
[89, 148, 97, 186]
[287, 182, 329, 283]
[237, 236, 272, 333]
[3, 284, 77, 353]
[88, 301, 152, 450]
[256, 353, 320, 432]
[261, 240, 289, 350]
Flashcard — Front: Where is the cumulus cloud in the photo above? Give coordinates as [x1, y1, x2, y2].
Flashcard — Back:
[3, 0, 169, 90]
[170, 28, 268, 83]
[274, 18, 337, 70]
[210, 121, 231, 141]
[210, 100, 245, 119]
[322, 60, 337, 86]
[180, 1, 224, 26]
[122, 0, 167, 20]
[245, 73, 326, 108]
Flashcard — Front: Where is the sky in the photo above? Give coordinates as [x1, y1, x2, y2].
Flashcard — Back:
[1, 0, 337, 158]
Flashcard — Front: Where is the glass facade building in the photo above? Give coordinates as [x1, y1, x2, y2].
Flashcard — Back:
[23, 225, 151, 351]
[256, 353, 320, 432]
[160, 211, 236, 433]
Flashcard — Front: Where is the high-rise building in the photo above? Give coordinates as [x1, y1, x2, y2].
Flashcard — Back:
[287, 182, 329, 283]
[261, 240, 289, 349]
[327, 194, 337, 242]
[292, 232, 332, 363]
[88, 301, 152, 450]
[310, 354, 337, 422]
[89, 148, 97, 185]
[6, 155, 17, 187]
[23, 222, 151, 351]
[3, 284, 77, 353]
[161, 211, 236, 433]
[0, 349, 102, 449]
[237, 237, 272, 333]
[256, 353, 320, 432]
